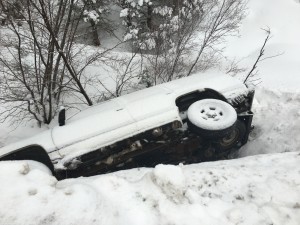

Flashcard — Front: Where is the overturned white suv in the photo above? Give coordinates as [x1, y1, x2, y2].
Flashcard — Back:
[0, 72, 254, 179]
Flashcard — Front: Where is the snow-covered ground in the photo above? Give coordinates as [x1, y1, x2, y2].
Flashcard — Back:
[1, 153, 300, 225]
[0, 0, 300, 224]
[240, 88, 300, 157]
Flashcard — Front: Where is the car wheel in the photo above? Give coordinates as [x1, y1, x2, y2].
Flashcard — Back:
[187, 99, 237, 138]
[216, 120, 246, 152]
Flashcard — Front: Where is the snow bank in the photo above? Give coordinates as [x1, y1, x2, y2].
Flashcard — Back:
[240, 88, 300, 157]
[1, 153, 300, 225]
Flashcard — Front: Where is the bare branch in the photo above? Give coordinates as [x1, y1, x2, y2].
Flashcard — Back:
[244, 28, 277, 84]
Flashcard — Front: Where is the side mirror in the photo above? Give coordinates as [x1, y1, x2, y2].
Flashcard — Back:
[58, 107, 66, 126]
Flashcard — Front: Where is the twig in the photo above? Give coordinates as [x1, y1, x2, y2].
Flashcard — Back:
[244, 27, 271, 84]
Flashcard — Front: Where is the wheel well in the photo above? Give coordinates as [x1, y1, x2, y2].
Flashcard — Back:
[0, 145, 54, 173]
[175, 88, 227, 112]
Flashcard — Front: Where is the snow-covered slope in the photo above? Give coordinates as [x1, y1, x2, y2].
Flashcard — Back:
[0, 153, 299, 225]
[227, 0, 300, 157]
[225, 0, 300, 91]
[240, 88, 300, 157]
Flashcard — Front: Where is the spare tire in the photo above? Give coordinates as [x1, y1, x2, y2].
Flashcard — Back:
[187, 99, 237, 138]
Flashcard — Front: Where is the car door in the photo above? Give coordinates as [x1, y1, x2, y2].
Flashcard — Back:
[52, 99, 138, 159]
[117, 86, 180, 133]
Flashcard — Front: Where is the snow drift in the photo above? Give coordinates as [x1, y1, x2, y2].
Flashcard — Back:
[0, 153, 299, 225]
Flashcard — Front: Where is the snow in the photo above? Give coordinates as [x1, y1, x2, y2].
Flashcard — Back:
[138, 0, 144, 7]
[225, 0, 300, 91]
[223, 0, 300, 157]
[153, 6, 173, 17]
[120, 8, 129, 17]
[187, 99, 237, 131]
[0, 153, 300, 225]
[84, 10, 100, 23]
[240, 88, 300, 156]
[0, 0, 300, 224]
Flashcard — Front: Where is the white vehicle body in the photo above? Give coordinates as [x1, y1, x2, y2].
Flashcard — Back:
[0, 72, 250, 171]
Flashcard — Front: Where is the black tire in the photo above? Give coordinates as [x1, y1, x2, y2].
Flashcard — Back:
[215, 120, 246, 152]
[0, 145, 54, 174]
[187, 99, 237, 138]
[187, 120, 236, 138]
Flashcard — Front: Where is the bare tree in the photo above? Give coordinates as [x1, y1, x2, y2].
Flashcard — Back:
[243, 28, 284, 85]
[134, 0, 246, 85]
[81, 0, 115, 46]
[187, 0, 246, 76]
[95, 51, 144, 98]
[0, 0, 115, 125]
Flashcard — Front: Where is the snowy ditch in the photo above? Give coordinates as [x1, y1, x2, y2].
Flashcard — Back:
[0, 151, 299, 225]
[0, 87, 299, 225]
[1, 0, 300, 223]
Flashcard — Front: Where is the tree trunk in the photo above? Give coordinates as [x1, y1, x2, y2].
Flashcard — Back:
[173, 0, 180, 15]
[147, 5, 152, 30]
[90, 19, 101, 46]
